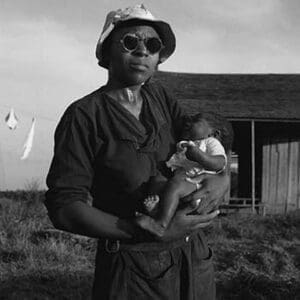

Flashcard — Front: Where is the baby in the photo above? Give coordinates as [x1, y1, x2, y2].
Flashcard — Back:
[136, 112, 233, 237]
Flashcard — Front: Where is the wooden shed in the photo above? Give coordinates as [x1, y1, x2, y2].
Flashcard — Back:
[153, 71, 300, 214]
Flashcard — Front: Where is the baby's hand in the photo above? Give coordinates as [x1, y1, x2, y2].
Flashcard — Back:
[185, 143, 201, 161]
[177, 140, 196, 151]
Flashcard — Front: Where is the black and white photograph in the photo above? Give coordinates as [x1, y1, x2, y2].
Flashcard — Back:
[0, 1, 299, 299]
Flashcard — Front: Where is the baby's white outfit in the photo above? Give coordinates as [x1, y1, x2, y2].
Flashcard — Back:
[166, 137, 227, 175]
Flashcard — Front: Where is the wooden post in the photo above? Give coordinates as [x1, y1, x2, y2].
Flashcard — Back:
[0, 142, 5, 189]
[251, 120, 256, 213]
[224, 150, 231, 204]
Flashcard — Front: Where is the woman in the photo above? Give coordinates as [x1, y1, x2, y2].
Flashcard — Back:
[45, 5, 229, 299]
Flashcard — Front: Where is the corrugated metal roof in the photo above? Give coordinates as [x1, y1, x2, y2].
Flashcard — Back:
[152, 71, 300, 121]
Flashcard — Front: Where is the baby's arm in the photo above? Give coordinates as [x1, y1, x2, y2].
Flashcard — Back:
[184, 139, 226, 172]
[186, 146, 225, 171]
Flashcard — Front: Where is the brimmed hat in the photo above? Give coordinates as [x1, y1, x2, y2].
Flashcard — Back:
[96, 4, 176, 68]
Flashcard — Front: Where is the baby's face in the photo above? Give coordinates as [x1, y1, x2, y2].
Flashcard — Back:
[184, 120, 214, 140]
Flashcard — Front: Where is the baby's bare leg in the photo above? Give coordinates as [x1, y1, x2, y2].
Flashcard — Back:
[155, 173, 197, 228]
[138, 172, 198, 235]
[142, 173, 167, 216]
[147, 173, 168, 195]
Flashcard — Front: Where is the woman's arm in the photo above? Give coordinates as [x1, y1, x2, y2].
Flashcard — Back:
[183, 171, 230, 215]
[151, 170, 228, 242]
[45, 104, 136, 240]
[50, 201, 136, 240]
[134, 196, 220, 242]
[52, 198, 220, 242]
[51, 170, 226, 242]
[156, 205, 220, 242]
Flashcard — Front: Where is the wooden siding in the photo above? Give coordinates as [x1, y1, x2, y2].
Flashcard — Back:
[151, 72, 300, 214]
[152, 72, 300, 121]
[262, 139, 300, 213]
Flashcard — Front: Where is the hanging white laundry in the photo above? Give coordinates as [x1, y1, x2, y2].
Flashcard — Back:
[21, 118, 36, 160]
[5, 108, 18, 130]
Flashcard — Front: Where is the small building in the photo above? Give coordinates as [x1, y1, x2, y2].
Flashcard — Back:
[153, 71, 300, 214]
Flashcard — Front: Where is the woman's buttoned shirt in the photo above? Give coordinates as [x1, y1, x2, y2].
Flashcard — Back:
[45, 82, 184, 219]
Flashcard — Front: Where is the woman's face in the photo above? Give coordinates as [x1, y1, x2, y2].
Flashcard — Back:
[108, 25, 161, 86]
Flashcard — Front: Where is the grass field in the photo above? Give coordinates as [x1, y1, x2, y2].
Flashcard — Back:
[0, 192, 299, 300]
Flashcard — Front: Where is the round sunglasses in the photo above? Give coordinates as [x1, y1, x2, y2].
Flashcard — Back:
[119, 33, 164, 55]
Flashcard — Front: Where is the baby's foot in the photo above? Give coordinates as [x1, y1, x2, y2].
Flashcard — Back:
[144, 195, 160, 217]
[135, 214, 165, 237]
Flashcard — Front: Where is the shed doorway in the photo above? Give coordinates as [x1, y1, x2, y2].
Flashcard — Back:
[230, 121, 300, 214]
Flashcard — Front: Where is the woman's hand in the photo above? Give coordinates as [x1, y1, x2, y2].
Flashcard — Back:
[135, 199, 220, 242]
[161, 172, 228, 242]
[134, 171, 229, 242]
[183, 172, 230, 215]
[158, 202, 220, 242]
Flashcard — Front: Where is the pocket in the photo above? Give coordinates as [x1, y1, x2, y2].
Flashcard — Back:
[195, 247, 214, 273]
[125, 250, 180, 300]
[126, 250, 178, 280]
[193, 247, 216, 300]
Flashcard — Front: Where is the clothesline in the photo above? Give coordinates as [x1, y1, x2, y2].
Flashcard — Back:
[2, 105, 52, 160]
[0, 103, 57, 123]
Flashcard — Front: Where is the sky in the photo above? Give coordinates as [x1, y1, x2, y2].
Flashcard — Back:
[0, 0, 299, 189]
